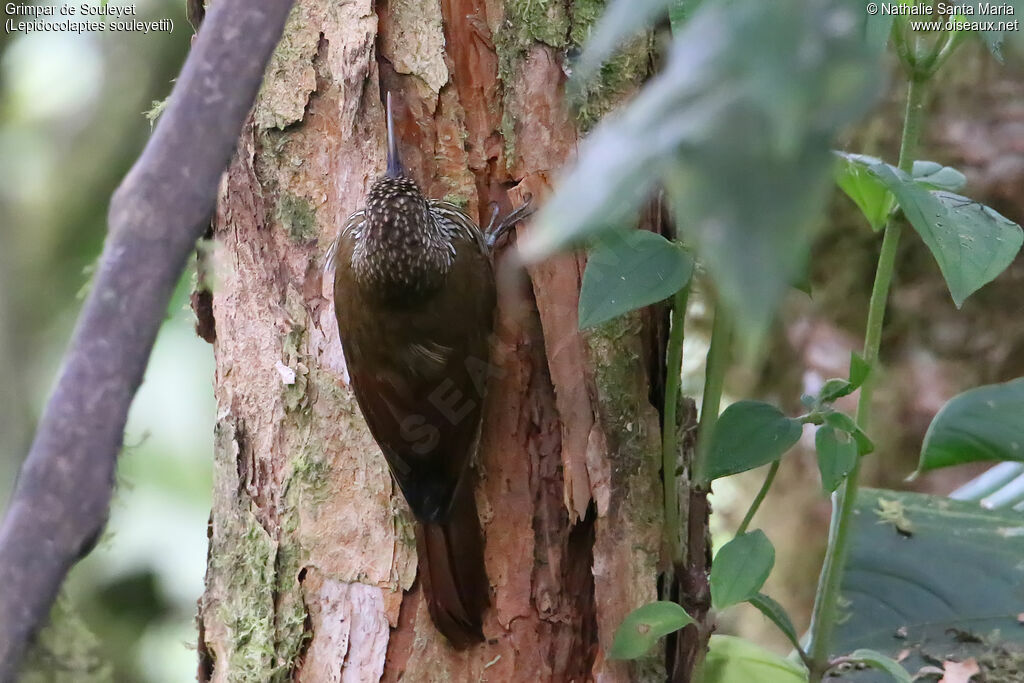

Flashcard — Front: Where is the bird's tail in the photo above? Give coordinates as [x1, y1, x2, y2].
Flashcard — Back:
[414, 482, 489, 649]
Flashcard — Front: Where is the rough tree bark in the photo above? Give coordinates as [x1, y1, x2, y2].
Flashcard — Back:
[195, 0, 677, 680]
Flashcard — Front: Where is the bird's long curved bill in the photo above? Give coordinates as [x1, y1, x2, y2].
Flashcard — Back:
[386, 92, 403, 178]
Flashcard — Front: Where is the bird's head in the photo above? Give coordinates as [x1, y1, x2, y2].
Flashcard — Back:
[365, 92, 431, 230]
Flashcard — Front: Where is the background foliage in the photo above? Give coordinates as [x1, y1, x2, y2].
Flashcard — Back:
[0, 2, 205, 680]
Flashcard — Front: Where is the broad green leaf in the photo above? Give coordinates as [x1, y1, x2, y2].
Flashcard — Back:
[834, 152, 892, 231]
[834, 488, 1024, 681]
[522, 0, 881, 345]
[668, 0, 701, 34]
[710, 530, 775, 609]
[870, 164, 1023, 307]
[578, 231, 694, 329]
[824, 411, 874, 455]
[704, 635, 807, 683]
[911, 160, 966, 192]
[918, 378, 1024, 472]
[748, 593, 801, 651]
[815, 425, 858, 493]
[705, 401, 802, 481]
[863, 2, 894, 54]
[608, 601, 694, 660]
[847, 649, 912, 683]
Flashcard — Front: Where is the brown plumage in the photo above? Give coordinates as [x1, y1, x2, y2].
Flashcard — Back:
[328, 94, 529, 647]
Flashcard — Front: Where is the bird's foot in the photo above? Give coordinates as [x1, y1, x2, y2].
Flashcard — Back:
[485, 194, 535, 250]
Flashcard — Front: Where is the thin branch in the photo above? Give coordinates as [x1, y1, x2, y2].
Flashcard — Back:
[0, 0, 294, 677]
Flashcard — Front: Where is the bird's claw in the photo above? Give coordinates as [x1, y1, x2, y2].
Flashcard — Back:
[486, 193, 535, 251]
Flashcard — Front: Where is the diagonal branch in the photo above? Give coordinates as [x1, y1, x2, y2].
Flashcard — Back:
[0, 0, 294, 677]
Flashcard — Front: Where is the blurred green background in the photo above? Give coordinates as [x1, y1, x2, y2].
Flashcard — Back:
[0, 1, 207, 680]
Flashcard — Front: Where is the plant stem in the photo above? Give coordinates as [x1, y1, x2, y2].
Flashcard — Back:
[806, 75, 928, 680]
[736, 460, 780, 536]
[663, 284, 690, 566]
[693, 304, 732, 488]
[922, 30, 966, 77]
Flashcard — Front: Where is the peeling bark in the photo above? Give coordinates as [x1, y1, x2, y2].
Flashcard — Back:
[198, 1, 666, 680]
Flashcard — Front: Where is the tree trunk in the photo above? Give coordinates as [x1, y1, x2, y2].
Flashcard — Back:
[196, 1, 666, 679]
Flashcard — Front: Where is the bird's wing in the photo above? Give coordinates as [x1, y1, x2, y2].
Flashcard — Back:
[335, 233, 495, 521]
[323, 210, 365, 276]
[428, 201, 487, 252]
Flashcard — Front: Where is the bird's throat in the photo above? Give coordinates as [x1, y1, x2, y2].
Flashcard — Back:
[352, 214, 453, 304]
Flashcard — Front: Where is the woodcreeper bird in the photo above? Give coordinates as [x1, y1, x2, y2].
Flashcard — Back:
[328, 93, 531, 647]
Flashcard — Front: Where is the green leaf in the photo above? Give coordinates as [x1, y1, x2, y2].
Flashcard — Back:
[522, 0, 881, 344]
[819, 378, 853, 403]
[705, 401, 803, 481]
[668, 0, 700, 34]
[815, 425, 859, 493]
[849, 351, 870, 389]
[834, 489, 1024, 678]
[748, 593, 801, 651]
[918, 377, 1024, 472]
[834, 152, 892, 231]
[911, 160, 966, 192]
[870, 163, 1023, 307]
[608, 601, 694, 660]
[578, 231, 694, 329]
[824, 411, 874, 456]
[846, 649, 912, 683]
[704, 635, 807, 683]
[815, 352, 872, 405]
[710, 530, 775, 609]
[863, 3, 894, 54]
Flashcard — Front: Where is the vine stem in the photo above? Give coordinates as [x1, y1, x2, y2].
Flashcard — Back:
[693, 305, 732, 488]
[736, 460, 780, 536]
[663, 284, 690, 566]
[806, 74, 929, 680]
[684, 301, 732, 683]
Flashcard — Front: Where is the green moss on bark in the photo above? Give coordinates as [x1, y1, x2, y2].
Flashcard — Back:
[505, 0, 571, 48]
[204, 419, 312, 682]
[269, 539, 309, 681]
[585, 312, 665, 681]
[254, 2, 318, 131]
[586, 313, 656, 481]
[284, 439, 332, 510]
[495, 0, 653, 161]
[224, 526, 276, 679]
[496, 0, 572, 164]
[276, 194, 318, 244]
[441, 193, 471, 209]
[569, 0, 652, 130]
[280, 322, 312, 413]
